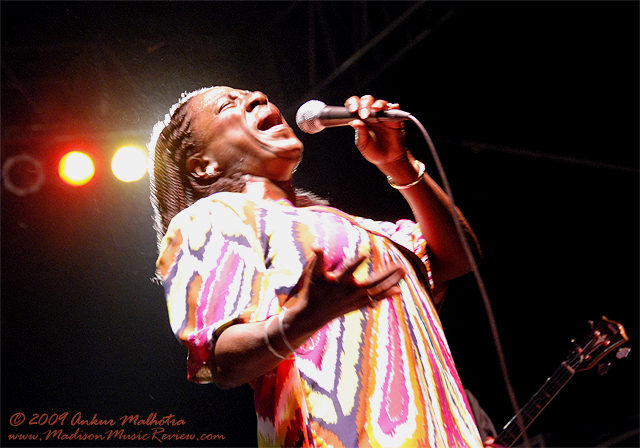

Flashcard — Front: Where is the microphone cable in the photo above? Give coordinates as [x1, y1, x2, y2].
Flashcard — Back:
[406, 113, 531, 447]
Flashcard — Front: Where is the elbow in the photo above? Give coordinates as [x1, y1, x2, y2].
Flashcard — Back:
[430, 223, 483, 282]
[459, 220, 483, 267]
[212, 379, 238, 390]
[455, 212, 483, 270]
[200, 362, 247, 390]
[460, 242, 483, 276]
[211, 372, 245, 390]
[187, 356, 246, 389]
[207, 357, 254, 390]
[452, 231, 483, 278]
[430, 248, 481, 283]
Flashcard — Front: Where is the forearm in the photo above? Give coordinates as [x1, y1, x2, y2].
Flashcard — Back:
[345, 94, 480, 282]
[378, 152, 480, 282]
[210, 305, 322, 389]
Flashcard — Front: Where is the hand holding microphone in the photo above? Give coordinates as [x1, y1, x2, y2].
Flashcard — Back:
[297, 95, 411, 168]
[296, 97, 411, 134]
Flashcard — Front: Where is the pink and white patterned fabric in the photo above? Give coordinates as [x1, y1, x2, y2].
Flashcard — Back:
[157, 192, 483, 448]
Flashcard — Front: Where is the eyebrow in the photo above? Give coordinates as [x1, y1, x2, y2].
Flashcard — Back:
[215, 90, 250, 103]
[212, 90, 253, 112]
[212, 92, 236, 111]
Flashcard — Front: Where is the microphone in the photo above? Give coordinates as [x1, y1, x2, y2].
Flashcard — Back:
[296, 100, 411, 134]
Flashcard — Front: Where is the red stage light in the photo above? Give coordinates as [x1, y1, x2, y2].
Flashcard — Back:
[58, 151, 95, 186]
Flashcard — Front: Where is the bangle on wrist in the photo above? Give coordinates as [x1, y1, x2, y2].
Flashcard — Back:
[278, 310, 297, 352]
[263, 315, 286, 360]
[387, 160, 425, 190]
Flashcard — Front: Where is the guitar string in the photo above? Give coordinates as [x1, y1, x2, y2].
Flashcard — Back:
[497, 342, 589, 445]
[499, 364, 574, 445]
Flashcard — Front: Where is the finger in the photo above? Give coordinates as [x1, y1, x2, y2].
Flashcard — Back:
[293, 247, 321, 296]
[364, 265, 406, 297]
[309, 245, 326, 278]
[371, 99, 389, 113]
[345, 96, 360, 114]
[350, 122, 377, 152]
[483, 436, 497, 448]
[367, 277, 404, 302]
[366, 284, 402, 302]
[350, 120, 368, 141]
[334, 255, 368, 282]
[358, 95, 375, 120]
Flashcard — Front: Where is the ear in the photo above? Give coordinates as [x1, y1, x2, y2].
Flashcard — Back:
[187, 153, 221, 180]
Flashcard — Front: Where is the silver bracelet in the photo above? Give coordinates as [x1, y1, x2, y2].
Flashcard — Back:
[387, 160, 426, 190]
[263, 315, 286, 360]
[278, 310, 297, 353]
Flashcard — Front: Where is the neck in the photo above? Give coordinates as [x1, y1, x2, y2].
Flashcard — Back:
[243, 176, 297, 204]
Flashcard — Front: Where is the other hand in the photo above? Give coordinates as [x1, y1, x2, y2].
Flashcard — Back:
[484, 436, 505, 448]
[293, 246, 405, 327]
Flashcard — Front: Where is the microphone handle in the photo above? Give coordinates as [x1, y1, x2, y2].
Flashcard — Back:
[320, 106, 410, 126]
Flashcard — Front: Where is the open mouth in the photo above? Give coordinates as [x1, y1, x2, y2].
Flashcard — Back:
[257, 107, 284, 131]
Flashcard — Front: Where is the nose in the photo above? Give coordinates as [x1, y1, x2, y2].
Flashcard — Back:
[245, 91, 268, 112]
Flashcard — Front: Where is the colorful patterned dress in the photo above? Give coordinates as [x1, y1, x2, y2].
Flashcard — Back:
[157, 192, 483, 448]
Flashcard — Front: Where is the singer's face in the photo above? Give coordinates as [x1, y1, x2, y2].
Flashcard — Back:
[189, 87, 303, 182]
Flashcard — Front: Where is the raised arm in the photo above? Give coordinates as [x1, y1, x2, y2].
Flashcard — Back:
[346, 95, 480, 284]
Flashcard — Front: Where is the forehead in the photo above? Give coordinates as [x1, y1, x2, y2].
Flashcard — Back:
[187, 87, 247, 137]
[193, 87, 249, 109]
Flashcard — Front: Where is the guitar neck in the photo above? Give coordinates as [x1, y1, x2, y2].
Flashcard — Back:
[495, 317, 629, 447]
[495, 361, 575, 447]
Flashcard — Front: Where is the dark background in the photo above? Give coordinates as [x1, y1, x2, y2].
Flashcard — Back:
[2, 2, 638, 447]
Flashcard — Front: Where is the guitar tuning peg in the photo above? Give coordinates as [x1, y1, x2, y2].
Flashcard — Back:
[597, 362, 611, 376]
[569, 339, 581, 354]
[588, 320, 595, 329]
[616, 347, 631, 359]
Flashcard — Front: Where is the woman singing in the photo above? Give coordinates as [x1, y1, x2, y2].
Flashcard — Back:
[149, 86, 485, 447]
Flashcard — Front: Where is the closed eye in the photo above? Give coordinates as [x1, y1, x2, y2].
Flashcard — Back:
[216, 92, 241, 114]
[218, 100, 235, 113]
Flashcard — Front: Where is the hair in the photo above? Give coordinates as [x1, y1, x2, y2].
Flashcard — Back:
[148, 87, 327, 252]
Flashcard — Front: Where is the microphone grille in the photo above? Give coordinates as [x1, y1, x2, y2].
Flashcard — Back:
[296, 100, 326, 134]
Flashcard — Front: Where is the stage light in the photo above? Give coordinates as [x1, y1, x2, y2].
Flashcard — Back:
[2, 153, 46, 196]
[58, 151, 95, 186]
[111, 146, 147, 182]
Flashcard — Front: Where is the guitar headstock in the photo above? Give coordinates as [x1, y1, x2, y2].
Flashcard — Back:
[569, 316, 629, 372]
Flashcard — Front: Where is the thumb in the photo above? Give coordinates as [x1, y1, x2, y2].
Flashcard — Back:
[309, 245, 325, 278]
[291, 246, 323, 298]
